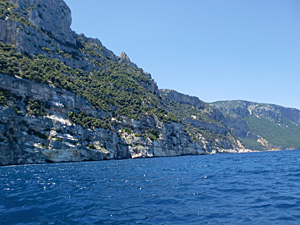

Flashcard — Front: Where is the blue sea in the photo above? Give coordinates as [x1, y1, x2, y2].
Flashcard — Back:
[1, 150, 300, 225]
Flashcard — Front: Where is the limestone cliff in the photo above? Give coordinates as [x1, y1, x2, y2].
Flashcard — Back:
[0, 0, 157, 93]
[0, 0, 207, 165]
[160, 89, 245, 153]
[6, 0, 296, 166]
[0, 73, 205, 166]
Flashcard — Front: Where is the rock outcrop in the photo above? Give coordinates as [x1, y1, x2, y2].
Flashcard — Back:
[1, 0, 157, 90]
[0, 73, 204, 166]
[162, 89, 207, 110]
[5, 0, 298, 166]
[119, 52, 138, 68]
[211, 100, 300, 150]
[159, 89, 245, 153]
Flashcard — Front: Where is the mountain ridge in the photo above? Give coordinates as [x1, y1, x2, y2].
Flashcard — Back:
[211, 100, 300, 150]
[0, 0, 299, 166]
[0, 0, 205, 165]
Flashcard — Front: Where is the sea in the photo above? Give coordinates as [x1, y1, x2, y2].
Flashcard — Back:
[1, 150, 300, 225]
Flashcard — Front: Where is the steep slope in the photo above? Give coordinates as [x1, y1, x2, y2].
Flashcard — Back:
[0, 0, 208, 165]
[211, 100, 300, 150]
[160, 89, 245, 153]
[3, 0, 297, 166]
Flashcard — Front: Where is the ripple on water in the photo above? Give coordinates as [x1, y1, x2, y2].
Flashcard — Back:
[1, 150, 300, 224]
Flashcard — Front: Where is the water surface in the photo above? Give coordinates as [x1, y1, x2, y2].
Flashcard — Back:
[1, 150, 300, 224]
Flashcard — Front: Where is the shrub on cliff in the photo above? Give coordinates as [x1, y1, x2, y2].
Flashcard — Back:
[0, 41, 178, 123]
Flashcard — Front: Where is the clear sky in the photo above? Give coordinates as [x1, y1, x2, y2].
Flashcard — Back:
[64, 0, 300, 109]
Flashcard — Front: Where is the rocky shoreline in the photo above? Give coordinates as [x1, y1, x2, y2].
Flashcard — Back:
[1, 0, 300, 166]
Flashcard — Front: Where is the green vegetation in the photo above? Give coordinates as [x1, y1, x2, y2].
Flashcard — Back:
[87, 143, 96, 149]
[146, 129, 160, 141]
[211, 100, 250, 118]
[184, 123, 230, 148]
[245, 115, 300, 149]
[238, 137, 265, 150]
[160, 91, 235, 148]
[0, 41, 178, 123]
[68, 111, 111, 130]
[0, 42, 22, 77]
[26, 99, 46, 117]
[0, 87, 15, 106]
[135, 129, 160, 141]
[212, 100, 300, 149]
[124, 128, 133, 134]
[0, 0, 33, 26]
[41, 47, 52, 54]
[160, 91, 222, 126]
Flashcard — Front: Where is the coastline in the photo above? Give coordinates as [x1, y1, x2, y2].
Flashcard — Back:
[1, 148, 299, 167]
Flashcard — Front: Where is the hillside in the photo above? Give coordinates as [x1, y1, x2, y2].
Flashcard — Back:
[1, 0, 299, 166]
[159, 89, 244, 153]
[211, 100, 300, 150]
[0, 0, 229, 166]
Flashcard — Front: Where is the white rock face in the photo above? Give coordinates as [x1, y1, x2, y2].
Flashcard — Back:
[11, 0, 74, 44]
[0, 74, 205, 166]
[119, 52, 138, 68]
[2, 0, 160, 94]
[0, 0, 243, 166]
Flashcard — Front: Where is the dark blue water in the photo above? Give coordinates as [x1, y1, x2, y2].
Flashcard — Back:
[1, 150, 300, 224]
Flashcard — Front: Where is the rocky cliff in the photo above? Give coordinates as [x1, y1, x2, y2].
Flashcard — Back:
[2, 0, 298, 166]
[0, 71, 207, 166]
[160, 89, 245, 153]
[211, 100, 300, 150]
[0, 0, 208, 166]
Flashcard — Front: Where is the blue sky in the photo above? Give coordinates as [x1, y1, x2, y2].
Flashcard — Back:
[64, 0, 300, 109]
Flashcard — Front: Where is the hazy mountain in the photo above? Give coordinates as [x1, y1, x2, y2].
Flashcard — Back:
[211, 100, 300, 150]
